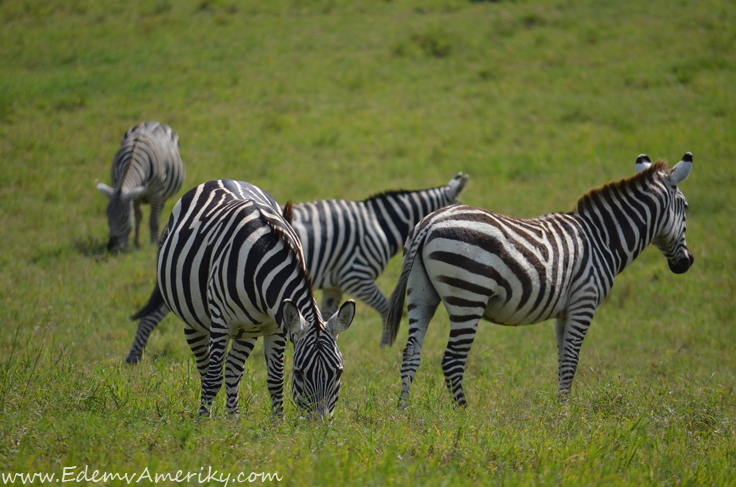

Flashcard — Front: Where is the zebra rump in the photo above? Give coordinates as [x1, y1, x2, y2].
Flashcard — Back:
[386, 153, 693, 407]
[96, 122, 185, 252]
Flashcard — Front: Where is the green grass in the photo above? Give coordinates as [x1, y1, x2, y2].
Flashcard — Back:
[1, 0, 735, 484]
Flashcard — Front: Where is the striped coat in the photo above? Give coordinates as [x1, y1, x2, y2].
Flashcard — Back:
[96, 122, 185, 252]
[125, 174, 468, 362]
[385, 154, 694, 406]
[156, 180, 355, 417]
[292, 172, 468, 343]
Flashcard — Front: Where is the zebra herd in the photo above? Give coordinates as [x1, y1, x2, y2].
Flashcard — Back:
[97, 122, 694, 418]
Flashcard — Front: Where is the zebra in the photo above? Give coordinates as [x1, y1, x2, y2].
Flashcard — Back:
[384, 153, 694, 407]
[124, 173, 468, 363]
[96, 122, 185, 252]
[292, 172, 468, 343]
[155, 179, 355, 418]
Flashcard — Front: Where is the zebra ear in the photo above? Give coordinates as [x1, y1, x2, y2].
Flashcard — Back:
[281, 299, 306, 340]
[668, 152, 693, 185]
[326, 299, 355, 338]
[126, 185, 146, 200]
[96, 180, 115, 199]
[635, 154, 651, 173]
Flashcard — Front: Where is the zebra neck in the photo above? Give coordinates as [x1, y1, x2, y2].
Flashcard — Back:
[116, 137, 149, 193]
[366, 186, 453, 255]
[576, 181, 669, 276]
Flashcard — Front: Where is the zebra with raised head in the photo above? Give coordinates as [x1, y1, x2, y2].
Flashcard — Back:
[124, 173, 468, 363]
[385, 153, 694, 407]
[156, 179, 355, 418]
[96, 122, 185, 252]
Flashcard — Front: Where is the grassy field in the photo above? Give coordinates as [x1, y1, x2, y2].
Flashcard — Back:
[1, 0, 735, 484]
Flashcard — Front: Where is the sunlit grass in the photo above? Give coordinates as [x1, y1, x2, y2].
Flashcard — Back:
[1, 0, 735, 484]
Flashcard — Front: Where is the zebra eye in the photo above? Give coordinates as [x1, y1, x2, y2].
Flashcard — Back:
[336, 368, 343, 379]
[293, 369, 303, 382]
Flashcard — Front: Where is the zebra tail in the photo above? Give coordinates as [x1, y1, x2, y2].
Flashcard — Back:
[384, 219, 432, 346]
[130, 281, 166, 321]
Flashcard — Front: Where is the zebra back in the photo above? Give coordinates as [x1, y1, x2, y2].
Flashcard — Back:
[111, 122, 184, 199]
[158, 179, 318, 335]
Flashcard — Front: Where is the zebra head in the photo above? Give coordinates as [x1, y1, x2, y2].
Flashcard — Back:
[96, 181, 145, 252]
[639, 152, 694, 274]
[281, 299, 355, 419]
[447, 172, 470, 204]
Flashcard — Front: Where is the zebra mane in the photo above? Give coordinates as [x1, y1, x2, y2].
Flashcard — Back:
[262, 206, 321, 326]
[282, 200, 294, 224]
[573, 160, 668, 214]
[364, 188, 415, 202]
[365, 183, 453, 203]
[118, 126, 144, 191]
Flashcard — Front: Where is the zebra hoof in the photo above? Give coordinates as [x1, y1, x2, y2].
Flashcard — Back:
[557, 391, 570, 403]
[125, 354, 141, 365]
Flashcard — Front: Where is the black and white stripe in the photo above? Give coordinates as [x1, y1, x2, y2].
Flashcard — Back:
[156, 180, 355, 418]
[385, 154, 694, 406]
[291, 172, 468, 343]
[124, 173, 468, 362]
[96, 122, 185, 252]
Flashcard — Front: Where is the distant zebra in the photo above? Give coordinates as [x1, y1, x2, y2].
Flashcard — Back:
[96, 122, 185, 252]
[124, 173, 468, 363]
[385, 154, 694, 406]
[155, 180, 355, 418]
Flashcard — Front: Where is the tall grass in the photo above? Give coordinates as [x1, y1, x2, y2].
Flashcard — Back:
[1, 0, 734, 484]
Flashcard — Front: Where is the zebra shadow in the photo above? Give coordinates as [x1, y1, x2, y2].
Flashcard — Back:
[73, 235, 108, 260]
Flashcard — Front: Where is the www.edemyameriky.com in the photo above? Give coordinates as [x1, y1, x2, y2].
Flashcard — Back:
[1, 465, 283, 485]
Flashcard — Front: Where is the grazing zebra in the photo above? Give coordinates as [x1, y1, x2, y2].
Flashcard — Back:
[155, 179, 355, 418]
[96, 122, 185, 252]
[385, 153, 694, 406]
[124, 173, 468, 363]
[293, 172, 468, 343]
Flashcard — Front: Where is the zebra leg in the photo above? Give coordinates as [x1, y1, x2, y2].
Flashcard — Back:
[554, 317, 565, 388]
[555, 311, 594, 400]
[199, 325, 230, 417]
[149, 198, 163, 244]
[321, 288, 343, 318]
[399, 265, 441, 406]
[341, 279, 390, 344]
[133, 200, 143, 247]
[184, 325, 210, 380]
[224, 337, 258, 417]
[441, 317, 480, 407]
[263, 333, 287, 418]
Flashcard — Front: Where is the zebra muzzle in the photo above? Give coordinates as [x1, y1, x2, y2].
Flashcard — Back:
[668, 250, 694, 274]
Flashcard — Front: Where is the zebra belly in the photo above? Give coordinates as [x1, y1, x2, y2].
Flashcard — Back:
[228, 318, 279, 339]
[481, 295, 559, 326]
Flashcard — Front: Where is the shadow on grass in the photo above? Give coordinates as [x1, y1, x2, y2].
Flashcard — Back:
[73, 235, 108, 260]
